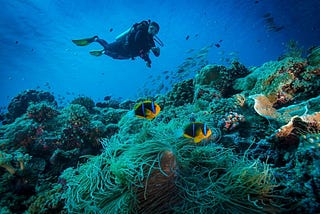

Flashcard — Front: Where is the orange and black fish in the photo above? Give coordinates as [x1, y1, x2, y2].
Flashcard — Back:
[183, 122, 212, 143]
[134, 100, 161, 120]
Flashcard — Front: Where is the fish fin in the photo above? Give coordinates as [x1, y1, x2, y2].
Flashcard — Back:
[183, 133, 192, 139]
[135, 115, 146, 119]
[193, 137, 201, 143]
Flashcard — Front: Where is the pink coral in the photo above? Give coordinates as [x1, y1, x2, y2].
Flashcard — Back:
[219, 112, 245, 131]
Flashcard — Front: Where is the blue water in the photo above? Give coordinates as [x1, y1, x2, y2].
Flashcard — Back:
[1, 0, 319, 108]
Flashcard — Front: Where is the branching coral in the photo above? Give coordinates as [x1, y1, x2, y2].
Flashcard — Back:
[0, 150, 31, 175]
[0, 151, 31, 175]
[0, 151, 16, 174]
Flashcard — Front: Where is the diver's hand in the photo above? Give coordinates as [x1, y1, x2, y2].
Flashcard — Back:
[146, 61, 151, 68]
[151, 47, 160, 57]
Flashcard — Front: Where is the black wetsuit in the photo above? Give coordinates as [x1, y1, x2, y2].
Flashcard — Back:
[96, 21, 156, 64]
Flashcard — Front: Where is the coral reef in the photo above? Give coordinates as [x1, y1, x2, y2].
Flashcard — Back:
[0, 93, 134, 212]
[71, 96, 96, 113]
[235, 56, 320, 107]
[26, 183, 64, 214]
[27, 102, 59, 123]
[5, 90, 57, 124]
[0, 151, 16, 174]
[61, 119, 282, 213]
[167, 79, 194, 106]
[0, 51, 319, 213]
[307, 46, 320, 66]
[195, 61, 249, 97]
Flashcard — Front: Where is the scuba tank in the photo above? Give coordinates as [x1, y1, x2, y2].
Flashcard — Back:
[115, 21, 147, 41]
[115, 21, 164, 47]
[115, 27, 132, 41]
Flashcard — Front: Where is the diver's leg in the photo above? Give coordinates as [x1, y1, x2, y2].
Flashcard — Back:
[104, 42, 131, 59]
[103, 50, 122, 59]
[91, 40, 130, 59]
[90, 49, 120, 58]
[89, 37, 109, 56]
[95, 38, 109, 49]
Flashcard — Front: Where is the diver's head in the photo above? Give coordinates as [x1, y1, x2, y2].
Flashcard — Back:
[148, 21, 160, 36]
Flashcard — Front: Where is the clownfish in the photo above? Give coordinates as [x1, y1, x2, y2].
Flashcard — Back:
[183, 122, 212, 143]
[134, 100, 161, 120]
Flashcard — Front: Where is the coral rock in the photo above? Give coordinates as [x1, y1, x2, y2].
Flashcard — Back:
[6, 90, 56, 123]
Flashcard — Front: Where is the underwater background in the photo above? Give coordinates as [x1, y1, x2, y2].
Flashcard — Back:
[0, 0, 320, 213]
[1, 0, 319, 107]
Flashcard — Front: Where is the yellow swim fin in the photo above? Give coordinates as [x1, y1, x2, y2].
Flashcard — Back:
[90, 50, 105, 56]
[72, 36, 97, 46]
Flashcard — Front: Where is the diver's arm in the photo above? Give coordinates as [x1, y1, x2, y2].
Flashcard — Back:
[151, 47, 160, 57]
[139, 50, 152, 68]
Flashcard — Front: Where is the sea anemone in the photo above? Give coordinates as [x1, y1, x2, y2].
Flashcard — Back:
[62, 118, 283, 213]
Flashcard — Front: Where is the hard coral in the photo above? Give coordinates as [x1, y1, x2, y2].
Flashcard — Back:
[278, 61, 307, 78]
[273, 91, 293, 108]
[250, 94, 280, 120]
[195, 62, 249, 97]
[307, 46, 320, 66]
[167, 79, 194, 106]
[27, 102, 59, 123]
[2, 117, 38, 149]
[219, 111, 245, 131]
[301, 112, 320, 129]
[274, 112, 320, 149]
[236, 57, 320, 107]
[71, 96, 95, 113]
[63, 104, 90, 127]
[0, 151, 30, 174]
[0, 151, 16, 174]
[6, 90, 56, 123]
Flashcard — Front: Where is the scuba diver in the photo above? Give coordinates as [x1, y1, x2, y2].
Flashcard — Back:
[72, 20, 163, 68]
